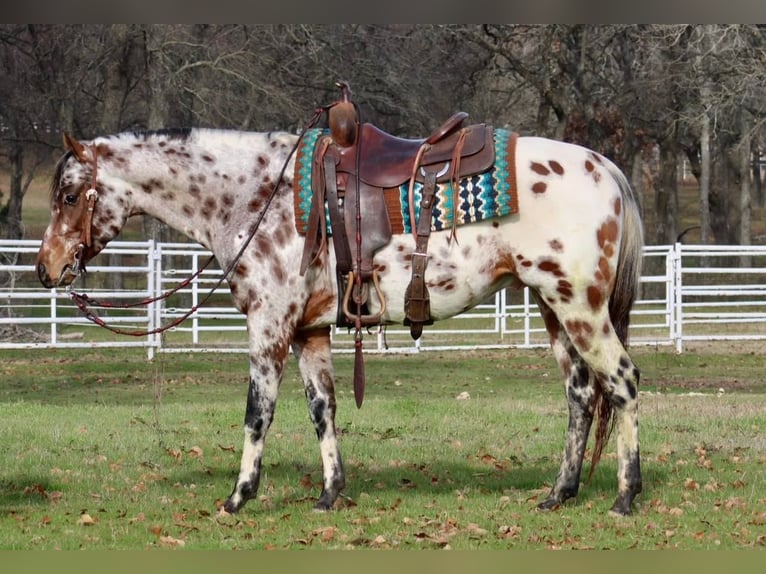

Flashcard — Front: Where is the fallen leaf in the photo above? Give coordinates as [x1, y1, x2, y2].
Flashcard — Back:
[77, 513, 97, 526]
[23, 484, 46, 497]
[159, 535, 186, 548]
[166, 448, 183, 461]
[498, 524, 522, 539]
[188, 446, 203, 458]
[312, 526, 337, 542]
[299, 474, 313, 489]
[466, 523, 488, 537]
[129, 513, 146, 524]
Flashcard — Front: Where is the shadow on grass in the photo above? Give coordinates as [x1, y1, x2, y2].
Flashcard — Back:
[169, 456, 664, 515]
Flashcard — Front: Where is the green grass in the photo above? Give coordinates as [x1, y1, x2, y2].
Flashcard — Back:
[1, 347, 766, 549]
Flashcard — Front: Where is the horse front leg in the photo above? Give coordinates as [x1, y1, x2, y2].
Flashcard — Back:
[223, 320, 291, 514]
[292, 327, 345, 511]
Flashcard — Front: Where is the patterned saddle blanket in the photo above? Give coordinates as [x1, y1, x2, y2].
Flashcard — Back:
[294, 127, 519, 236]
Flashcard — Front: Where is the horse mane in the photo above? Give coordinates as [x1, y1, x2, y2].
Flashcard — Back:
[49, 150, 74, 205]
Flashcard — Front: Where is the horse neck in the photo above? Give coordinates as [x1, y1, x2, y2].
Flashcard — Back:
[101, 129, 297, 248]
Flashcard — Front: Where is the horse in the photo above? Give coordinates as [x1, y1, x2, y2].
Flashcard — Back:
[36, 125, 644, 516]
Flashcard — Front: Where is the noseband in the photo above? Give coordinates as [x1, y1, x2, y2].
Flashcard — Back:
[70, 146, 100, 276]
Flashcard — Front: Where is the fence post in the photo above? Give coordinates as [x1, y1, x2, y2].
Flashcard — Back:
[192, 252, 199, 345]
[499, 288, 507, 340]
[49, 288, 57, 345]
[673, 242, 684, 353]
[147, 240, 158, 360]
[523, 287, 532, 347]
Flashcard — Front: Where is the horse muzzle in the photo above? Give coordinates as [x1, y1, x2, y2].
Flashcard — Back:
[36, 244, 87, 288]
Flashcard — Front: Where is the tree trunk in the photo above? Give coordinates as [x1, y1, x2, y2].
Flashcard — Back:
[630, 149, 645, 220]
[99, 24, 133, 291]
[143, 25, 169, 131]
[3, 138, 25, 240]
[738, 118, 752, 266]
[699, 85, 712, 244]
[655, 137, 679, 245]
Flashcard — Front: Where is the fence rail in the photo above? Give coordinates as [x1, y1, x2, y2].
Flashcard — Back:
[2, 240, 765, 358]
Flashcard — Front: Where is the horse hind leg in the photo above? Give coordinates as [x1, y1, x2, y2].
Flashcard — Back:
[556, 305, 642, 516]
[291, 327, 345, 511]
[534, 295, 599, 511]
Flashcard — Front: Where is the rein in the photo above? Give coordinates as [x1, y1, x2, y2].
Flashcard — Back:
[69, 109, 326, 337]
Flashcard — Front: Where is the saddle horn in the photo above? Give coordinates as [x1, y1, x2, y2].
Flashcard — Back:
[328, 81, 358, 148]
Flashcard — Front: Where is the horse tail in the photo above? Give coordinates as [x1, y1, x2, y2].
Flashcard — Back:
[589, 161, 645, 479]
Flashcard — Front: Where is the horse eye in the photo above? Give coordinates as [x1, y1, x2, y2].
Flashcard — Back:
[63, 193, 78, 206]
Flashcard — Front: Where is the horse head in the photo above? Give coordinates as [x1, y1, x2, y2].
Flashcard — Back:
[36, 133, 128, 288]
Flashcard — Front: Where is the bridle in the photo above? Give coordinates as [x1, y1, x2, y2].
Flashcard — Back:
[68, 146, 100, 277]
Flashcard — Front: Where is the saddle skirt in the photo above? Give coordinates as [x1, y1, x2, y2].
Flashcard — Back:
[293, 127, 519, 237]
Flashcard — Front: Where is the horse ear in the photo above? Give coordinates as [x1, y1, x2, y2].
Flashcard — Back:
[62, 133, 89, 163]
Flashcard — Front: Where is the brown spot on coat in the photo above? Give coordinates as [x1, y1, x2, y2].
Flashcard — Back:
[549, 161, 564, 175]
[587, 285, 603, 310]
[248, 197, 262, 213]
[557, 279, 573, 300]
[530, 162, 550, 176]
[597, 219, 619, 248]
[538, 259, 565, 277]
[532, 182, 547, 194]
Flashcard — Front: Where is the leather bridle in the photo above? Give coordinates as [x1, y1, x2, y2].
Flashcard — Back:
[70, 145, 100, 276]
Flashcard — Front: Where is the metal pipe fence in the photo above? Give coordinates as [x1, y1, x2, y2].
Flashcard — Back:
[2, 240, 765, 358]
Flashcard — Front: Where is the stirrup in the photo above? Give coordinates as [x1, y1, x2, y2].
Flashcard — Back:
[342, 270, 387, 326]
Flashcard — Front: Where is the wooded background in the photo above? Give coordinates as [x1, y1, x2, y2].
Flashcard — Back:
[1, 24, 765, 246]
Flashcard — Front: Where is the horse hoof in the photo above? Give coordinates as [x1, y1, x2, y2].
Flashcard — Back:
[536, 498, 561, 512]
[222, 498, 240, 515]
[608, 496, 634, 517]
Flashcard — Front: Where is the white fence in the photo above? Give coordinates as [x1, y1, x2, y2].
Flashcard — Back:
[2, 240, 765, 358]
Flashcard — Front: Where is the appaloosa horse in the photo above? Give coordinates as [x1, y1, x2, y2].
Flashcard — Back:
[36, 126, 644, 516]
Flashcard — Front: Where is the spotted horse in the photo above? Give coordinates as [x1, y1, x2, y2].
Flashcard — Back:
[36, 111, 645, 517]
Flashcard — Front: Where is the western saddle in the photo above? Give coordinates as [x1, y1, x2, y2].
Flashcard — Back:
[299, 82, 495, 405]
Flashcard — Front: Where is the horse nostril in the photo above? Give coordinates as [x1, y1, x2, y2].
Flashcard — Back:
[37, 263, 50, 287]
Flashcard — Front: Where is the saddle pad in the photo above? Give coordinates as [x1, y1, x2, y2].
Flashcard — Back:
[293, 127, 519, 236]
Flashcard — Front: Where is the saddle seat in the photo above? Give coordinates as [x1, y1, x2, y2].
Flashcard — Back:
[336, 114, 492, 189]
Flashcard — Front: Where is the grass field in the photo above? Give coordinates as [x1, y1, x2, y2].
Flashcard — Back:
[1, 345, 765, 550]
